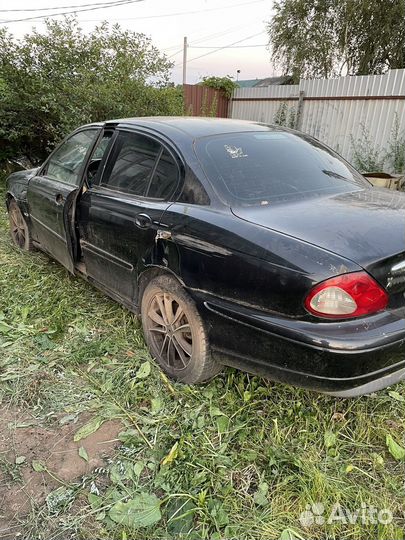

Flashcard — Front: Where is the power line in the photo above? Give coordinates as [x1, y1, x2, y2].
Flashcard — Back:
[189, 20, 261, 46]
[164, 20, 264, 58]
[0, 1, 130, 12]
[162, 45, 184, 52]
[0, 0, 144, 24]
[167, 48, 184, 59]
[78, 0, 267, 22]
[174, 32, 266, 67]
[190, 44, 268, 49]
[1, 0, 266, 28]
[168, 43, 267, 61]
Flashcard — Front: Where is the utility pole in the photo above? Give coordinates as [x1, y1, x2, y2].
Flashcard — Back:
[182, 36, 188, 85]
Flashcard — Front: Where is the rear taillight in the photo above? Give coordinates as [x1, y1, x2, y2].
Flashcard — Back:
[304, 271, 388, 319]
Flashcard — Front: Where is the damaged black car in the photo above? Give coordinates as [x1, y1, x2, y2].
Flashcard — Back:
[6, 117, 405, 396]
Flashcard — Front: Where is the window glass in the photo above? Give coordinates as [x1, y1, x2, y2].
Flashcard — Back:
[86, 131, 114, 184]
[46, 130, 98, 185]
[93, 132, 113, 160]
[102, 131, 161, 196]
[147, 148, 179, 199]
[195, 131, 370, 206]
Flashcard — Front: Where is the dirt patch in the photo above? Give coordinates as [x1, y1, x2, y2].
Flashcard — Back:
[0, 405, 122, 539]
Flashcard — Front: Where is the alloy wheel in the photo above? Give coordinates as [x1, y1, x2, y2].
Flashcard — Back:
[146, 292, 194, 371]
[9, 204, 27, 249]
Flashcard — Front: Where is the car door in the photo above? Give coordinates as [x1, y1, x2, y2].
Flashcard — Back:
[27, 127, 101, 272]
[77, 128, 181, 304]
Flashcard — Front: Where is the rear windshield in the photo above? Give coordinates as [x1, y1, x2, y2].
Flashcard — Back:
[195, 130, 369, 206]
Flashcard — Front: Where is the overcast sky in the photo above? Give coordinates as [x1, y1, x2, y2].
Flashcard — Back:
[1, 0, 275, 83]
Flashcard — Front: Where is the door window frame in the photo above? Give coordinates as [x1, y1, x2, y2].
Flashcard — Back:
[83, 128, 118, 188]
[37, 127, 102, 188]
[92, 127, 183, 202]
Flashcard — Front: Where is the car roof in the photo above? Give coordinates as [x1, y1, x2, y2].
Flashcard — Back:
[105, 116, 275, 139]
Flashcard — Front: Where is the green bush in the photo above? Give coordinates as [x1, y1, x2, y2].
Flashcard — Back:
[200, 76, 238, 99]
[0, 18, 184, 167]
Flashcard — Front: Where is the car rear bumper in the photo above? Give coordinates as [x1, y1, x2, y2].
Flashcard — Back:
[191, 292, 405, 397]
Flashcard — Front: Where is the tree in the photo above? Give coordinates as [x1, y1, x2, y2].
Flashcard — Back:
[268, 0, 405, 82]
[0, 18, 183, 166]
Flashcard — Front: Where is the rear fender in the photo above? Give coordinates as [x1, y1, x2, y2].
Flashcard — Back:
[135, 238, 183, 307]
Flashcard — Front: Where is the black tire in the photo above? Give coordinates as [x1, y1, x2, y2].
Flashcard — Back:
[8, 199, 34, 251]
[141, 275, 222, 384]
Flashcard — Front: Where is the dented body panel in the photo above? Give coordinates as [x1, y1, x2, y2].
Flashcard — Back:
[5, 117, 405, 397]
[160, 202, 362, 316]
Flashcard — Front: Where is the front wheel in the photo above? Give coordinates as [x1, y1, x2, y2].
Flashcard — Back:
[8, 199, 33, 251]
[141, 275, 221, 384]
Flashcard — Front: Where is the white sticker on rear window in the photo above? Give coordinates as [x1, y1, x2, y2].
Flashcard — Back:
[224, 145, 248, 159]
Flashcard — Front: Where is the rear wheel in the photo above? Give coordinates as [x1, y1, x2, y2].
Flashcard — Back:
[141, 275, 221, 384]
[8, 199, 33, 251]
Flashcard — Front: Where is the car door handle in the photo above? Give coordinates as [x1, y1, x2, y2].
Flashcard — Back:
[135, 213, 152, 229]
[55, 193, 64, 205]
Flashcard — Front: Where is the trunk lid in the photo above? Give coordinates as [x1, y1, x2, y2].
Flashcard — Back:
[232, 188, 405, 304]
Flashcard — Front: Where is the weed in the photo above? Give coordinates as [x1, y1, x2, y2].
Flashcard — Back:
[273, 103, 297, 129]
[385, 115, 405, 174]
[201, 89, 218, 117]
[350, 124, 385, 172]
[0, 455, 23, 483]
[351, 117, 405, 175]
[0, 180, 404, 539]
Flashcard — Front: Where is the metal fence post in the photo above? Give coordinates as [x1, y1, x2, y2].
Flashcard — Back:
[295, 90, 305, 130]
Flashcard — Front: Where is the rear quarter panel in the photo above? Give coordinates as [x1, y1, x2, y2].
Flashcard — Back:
[160, 204, 362, 318]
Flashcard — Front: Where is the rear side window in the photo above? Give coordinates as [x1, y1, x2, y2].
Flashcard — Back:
[101, 132, 160, 196]
[195, 131, 369, 206]
[148, 148, 179, 199]
[100, 131, 179, 199]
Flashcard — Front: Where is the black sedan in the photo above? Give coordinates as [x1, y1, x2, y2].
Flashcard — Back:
[6, 117, 405, 397]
